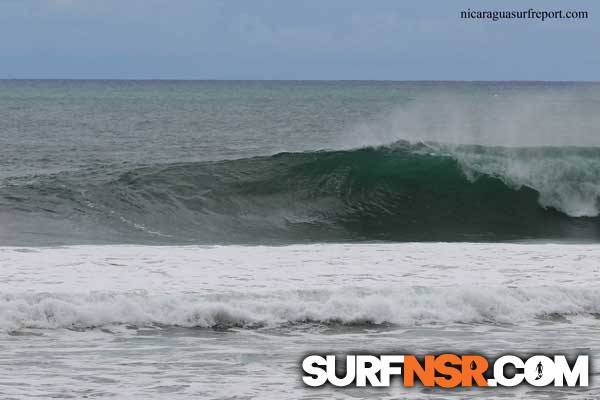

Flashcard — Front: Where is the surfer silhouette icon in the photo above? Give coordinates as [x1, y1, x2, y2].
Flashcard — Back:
[535, 361, 543, 380]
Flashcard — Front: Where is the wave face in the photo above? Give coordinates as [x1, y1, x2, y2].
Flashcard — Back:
[1, 141, 600, 244]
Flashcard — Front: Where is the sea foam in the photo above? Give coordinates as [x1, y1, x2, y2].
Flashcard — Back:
[1, 286, 599, 331]
[0, 243, 599, 332]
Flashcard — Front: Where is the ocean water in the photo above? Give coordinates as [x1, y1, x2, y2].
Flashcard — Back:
[1, 244, 599, 399]
[0, 80, 599, 399]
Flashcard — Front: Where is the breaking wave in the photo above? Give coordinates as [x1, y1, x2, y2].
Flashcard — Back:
[1, 141, 600, 244]
[1, 287, 599, 332]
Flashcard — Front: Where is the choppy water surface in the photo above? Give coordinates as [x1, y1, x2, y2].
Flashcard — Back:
[0, 243, 598, 399]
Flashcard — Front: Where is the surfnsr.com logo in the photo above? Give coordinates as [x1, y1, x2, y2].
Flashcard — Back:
[302, 354, 589, 388]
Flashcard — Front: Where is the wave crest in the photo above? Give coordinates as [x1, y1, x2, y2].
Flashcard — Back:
[2, 287, 599, 331]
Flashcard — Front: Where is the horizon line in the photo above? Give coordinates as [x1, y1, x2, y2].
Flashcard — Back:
[0, 78, 599, 83]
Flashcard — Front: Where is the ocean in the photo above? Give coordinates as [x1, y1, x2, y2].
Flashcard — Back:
[0, 80, 599, 399]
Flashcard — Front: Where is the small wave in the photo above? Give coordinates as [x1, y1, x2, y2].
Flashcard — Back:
[1, 287, 599, 331]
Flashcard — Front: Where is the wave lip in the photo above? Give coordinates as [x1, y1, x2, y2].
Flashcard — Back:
[1, 141, 600, 245]
[451, 144, 600, 218]
[2, 287, 599, 332]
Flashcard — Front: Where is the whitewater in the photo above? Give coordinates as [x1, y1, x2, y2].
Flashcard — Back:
[0, 243, 598, 399]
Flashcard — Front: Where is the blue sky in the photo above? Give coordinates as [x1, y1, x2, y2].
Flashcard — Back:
[1, 0, 598, 80]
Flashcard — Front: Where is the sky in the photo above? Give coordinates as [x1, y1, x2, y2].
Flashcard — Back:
[0, 0, 598, 80]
